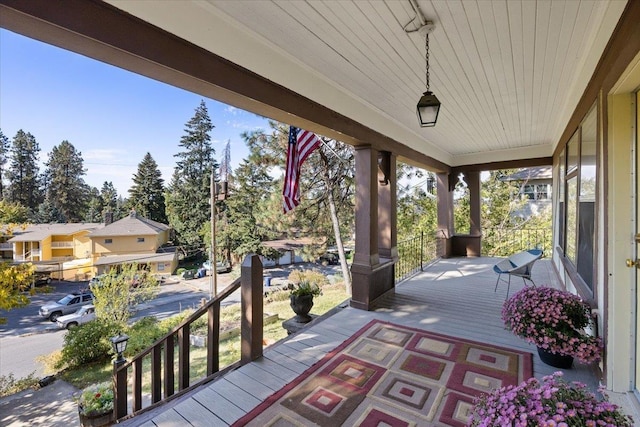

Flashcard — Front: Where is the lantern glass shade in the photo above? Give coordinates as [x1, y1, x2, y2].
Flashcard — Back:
[110, 334, 129, 355]
[416, 91, 441, 127]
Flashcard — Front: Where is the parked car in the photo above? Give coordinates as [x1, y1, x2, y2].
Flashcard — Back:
[89, 275, 106, 289]
[202, 260, 231, 274]
[318, 252, 339, 265]
[39, 291, 94, 322]
[56, 304, 96, 329]
[34, 273, 52, 286]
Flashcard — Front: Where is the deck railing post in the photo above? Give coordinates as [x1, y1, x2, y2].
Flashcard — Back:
[241, 253, 263, 363]
[113, 362, 128, 419]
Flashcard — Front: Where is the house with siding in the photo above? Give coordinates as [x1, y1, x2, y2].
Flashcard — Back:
[88, 211, 177, 276]
[1, 212, 176, 280]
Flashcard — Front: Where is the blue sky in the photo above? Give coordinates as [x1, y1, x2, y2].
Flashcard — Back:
[0, 29, 271, 196]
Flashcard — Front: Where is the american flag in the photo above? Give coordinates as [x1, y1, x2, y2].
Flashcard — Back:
[283, 126, 322, 213]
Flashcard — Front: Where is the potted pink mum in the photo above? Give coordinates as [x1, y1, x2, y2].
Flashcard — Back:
[467, 372, 633, 426]
[502, 286, 602, 367]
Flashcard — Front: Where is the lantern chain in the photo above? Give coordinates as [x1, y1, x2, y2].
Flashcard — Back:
[425, 32, 430, 92]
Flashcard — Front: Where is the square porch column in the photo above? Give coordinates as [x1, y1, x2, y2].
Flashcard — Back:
[351, 146, 395, 310]
[436, 172, 454, 258]
[377, 151, 398, 261]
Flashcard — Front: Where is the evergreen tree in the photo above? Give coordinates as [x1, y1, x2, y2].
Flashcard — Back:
[0, 130, 10, 200]
[7, 130, 42, 210]
[166, 101, 216, 247]
[128, 153, 167, 223]
[32, 196, 65, 223]
[84, 187, 103, 222]
[44, 140, 89, 222]
[100, 182, 119, 217]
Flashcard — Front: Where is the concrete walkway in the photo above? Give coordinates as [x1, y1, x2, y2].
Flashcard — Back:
[0, 379, 79, 427]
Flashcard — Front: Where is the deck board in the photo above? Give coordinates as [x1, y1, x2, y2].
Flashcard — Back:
[121, 258, 600, 426]
[172, 398, 226, 427]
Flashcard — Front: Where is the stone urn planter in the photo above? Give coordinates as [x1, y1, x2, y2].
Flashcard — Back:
[290, 294, 314, 323]
[288, 281, 322, 323]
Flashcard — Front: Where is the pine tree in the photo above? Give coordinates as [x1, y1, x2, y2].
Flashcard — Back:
[0, 130, 10, 200]
[128, 153, 167, 223]
[7, 130, 42, 210]
[84, 187, 103, 222]
[166, 101, 216, 247]
[44, 140, 89, 222]
[100, 182, 119, 217]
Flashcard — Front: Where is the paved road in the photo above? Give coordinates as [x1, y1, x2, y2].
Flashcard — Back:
[0, 263, 340, 380]
[0, 278, 216, 379]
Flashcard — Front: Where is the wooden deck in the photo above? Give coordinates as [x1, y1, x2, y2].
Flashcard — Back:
[125, 257, 601, 426]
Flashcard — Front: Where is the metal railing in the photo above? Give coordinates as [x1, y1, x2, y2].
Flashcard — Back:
[113, 254, 264, 421]
[395, 231, 441, 283]
[481, 228, 552, 258]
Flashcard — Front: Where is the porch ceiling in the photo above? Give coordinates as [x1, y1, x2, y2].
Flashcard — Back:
[0, 0, 628, 170]
[105, 0, 625, 167]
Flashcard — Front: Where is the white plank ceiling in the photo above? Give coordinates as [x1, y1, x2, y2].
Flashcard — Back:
[109, 0, 627, 168]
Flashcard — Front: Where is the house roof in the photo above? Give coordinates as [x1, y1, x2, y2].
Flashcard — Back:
[89, 212, 170, 237]
[93, 252, 176, 266]
[500, 167, 553, 182]
[263, 237, 325, 252]
[8, 223, 103, 242]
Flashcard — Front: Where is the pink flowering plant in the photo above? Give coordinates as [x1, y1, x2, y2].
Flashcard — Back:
[502, 286, 602, 363]
[467, 372, 633, 427]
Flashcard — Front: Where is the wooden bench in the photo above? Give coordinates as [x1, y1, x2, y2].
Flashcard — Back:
[493, 249, 543, 299]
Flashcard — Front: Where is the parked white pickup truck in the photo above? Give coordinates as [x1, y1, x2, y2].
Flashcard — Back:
[56, 305, 96, 329]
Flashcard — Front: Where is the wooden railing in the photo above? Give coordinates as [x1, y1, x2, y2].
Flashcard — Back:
[113, 254, 264, 421]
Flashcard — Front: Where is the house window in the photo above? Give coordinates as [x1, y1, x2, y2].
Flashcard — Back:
[137, 238, 145, 243]
[158, 263, 165, 271]
[104, 239, 112, 244]
[560, 104, 597, 295]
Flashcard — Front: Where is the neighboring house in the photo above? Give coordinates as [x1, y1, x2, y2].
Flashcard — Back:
[7, 223, 103, 280]
[262, 237, 327, 267]
[2, 211, 177, 280]
[87, 211, 177, 277]
[500, 166, 553, 218]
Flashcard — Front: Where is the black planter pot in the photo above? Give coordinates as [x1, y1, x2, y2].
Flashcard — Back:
[290, 294, 314, 323]
[537, 347, 574, 369]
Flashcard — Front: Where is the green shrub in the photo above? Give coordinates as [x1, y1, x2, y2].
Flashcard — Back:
[58, 319, 121, 369]
[287, 269, 329, 288]
[125, 317, 164, 355]
[0, 372, 39, 397]
[36, 350, 64, 374]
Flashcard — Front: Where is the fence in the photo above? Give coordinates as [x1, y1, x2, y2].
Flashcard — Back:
[395, 228, 552, 283]
[395, 231, 441, 283]
[481, 228, 552, 258]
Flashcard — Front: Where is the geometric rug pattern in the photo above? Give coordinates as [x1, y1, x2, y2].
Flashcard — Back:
[233, 320, 532, 427]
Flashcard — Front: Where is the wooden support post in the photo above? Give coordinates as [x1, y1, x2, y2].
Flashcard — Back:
[113, 363, 128, 420]
[241, 254, 263, 363]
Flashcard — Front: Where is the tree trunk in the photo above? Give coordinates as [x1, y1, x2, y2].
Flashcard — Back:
[326, 180, 352, 294]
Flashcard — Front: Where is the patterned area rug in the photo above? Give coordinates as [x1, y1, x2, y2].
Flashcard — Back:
[234, 320, 532, 427]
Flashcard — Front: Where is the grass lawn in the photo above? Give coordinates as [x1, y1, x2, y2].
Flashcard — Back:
[59, 283, 349, 390]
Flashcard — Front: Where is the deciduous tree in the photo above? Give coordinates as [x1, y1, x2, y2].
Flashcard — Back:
[0, 262, 36, 325]
[89, 263, 159, 325]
